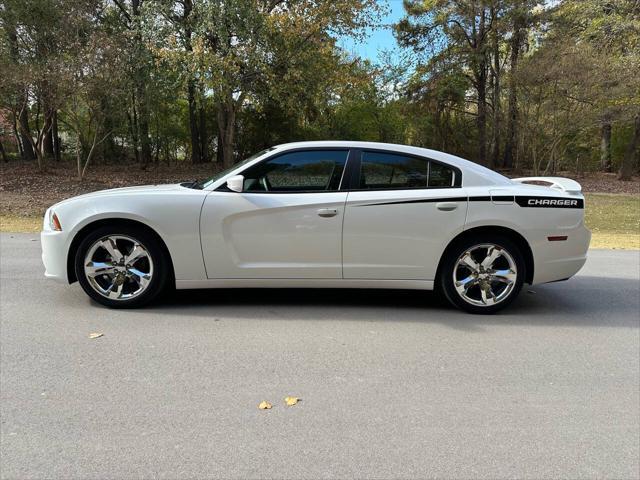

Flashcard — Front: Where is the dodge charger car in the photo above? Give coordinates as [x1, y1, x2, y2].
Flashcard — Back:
[41, 141, 591, 313]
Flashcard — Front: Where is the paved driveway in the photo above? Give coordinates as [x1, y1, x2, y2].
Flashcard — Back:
[1, 234, 639, 479]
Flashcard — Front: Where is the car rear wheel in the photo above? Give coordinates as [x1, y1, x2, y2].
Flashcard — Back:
[439, 235, 525, 314]
[75, 225, 169, 308]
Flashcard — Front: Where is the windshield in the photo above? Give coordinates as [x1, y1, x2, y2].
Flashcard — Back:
[194, 148, 276, 189]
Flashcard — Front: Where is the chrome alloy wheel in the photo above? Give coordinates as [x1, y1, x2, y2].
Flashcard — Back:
[452, 243, 517, 307]
[83, 235, 154, 301]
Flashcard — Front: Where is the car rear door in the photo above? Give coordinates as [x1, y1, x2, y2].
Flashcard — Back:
[200, 149, 349, 279]
[342, 149, 468, 280]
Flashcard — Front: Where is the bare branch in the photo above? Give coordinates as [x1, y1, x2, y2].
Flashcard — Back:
[112, 0, 133, 24]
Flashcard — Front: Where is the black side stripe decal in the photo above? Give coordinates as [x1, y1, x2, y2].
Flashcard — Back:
[492, 195, 515, 202]
[356, 196, 467, 207]
[356, 195, 584, 208]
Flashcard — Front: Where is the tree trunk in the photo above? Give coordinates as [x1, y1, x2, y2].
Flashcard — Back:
[18, 102, 35, 160]
[17, 118, 46, 171]
[216, 135, 223, 164]
[6, 21, 35, 161]
[101, 98, 117, 163]
[15, 99, 49, 170]
[490, 19, 501, 168]
[52, 110, 60, 161]
[182, 0, 206, 164]
[137, 85, 152, 169]
[128, 93, 140, 164]
[217, 99, 236, 169]
[0, 139, 7, 163]
[618, 113, 640, 180]
[474, 7, 488, 166]
[11, 111, 24, 159]
[503, 14, 524, 170]
[477, 72, 488, 166]
[199, 102, 208, 162]
[132, 0, 151, 170]
[187, 80, 203, 163]
[76, 133, 83, 180]
[600, 121, 612, 172]
[42, 108, 55, 160]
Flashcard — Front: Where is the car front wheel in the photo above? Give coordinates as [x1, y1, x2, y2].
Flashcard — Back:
[75, 225, 169, 308]
[439, 235, 525, 314]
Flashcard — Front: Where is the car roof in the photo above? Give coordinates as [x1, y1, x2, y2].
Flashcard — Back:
[272, 141, 512, 187]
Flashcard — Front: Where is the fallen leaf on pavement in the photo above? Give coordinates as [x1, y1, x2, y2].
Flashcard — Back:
[258, 401, 272, 410]
[284, 396, 300, 406]
[89, 333, 103, 339]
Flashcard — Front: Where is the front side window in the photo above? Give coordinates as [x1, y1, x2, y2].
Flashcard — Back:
[241, 150, 348, 192]
[359, 151, 456, 189]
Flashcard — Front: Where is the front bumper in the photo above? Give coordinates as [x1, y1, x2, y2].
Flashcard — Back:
[41, 230, 68, 283]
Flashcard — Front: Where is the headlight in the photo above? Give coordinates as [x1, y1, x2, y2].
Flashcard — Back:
[49, 210, 62, 231]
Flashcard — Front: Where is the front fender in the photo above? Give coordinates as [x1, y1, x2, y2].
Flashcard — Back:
[52, 188, 210, 282]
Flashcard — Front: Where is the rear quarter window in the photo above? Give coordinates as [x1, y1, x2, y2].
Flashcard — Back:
[358, 151, 458, 189]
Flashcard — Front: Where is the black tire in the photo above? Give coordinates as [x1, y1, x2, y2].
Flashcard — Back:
[439, 234, 525, 314]
[75, 224, 170, 308]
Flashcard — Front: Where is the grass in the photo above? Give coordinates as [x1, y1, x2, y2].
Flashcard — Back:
[1, 193, 638, 249]
[0, 215, 41, 233]
[585, 193, 640, 249]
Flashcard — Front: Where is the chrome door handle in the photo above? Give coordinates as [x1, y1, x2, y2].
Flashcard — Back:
[436, 202, 458, 211]
[317, 208, 338, 218]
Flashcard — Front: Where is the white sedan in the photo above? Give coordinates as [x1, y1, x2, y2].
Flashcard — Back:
[41, 141, 590, 313]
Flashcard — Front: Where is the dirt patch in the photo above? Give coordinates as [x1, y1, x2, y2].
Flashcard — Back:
[1, 161, 217, 217]
[562, 172, 640, 195]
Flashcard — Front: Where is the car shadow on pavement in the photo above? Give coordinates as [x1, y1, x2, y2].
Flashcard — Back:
[141, 275, 640, 329]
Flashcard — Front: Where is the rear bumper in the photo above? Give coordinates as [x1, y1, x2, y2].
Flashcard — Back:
[533, 256, 588, 285]
[531, 225, 591, 284]
[41, 230, 68, 283]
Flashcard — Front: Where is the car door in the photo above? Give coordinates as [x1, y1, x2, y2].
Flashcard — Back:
[342, 149, 468, 280]
[200, 149, 349, 279]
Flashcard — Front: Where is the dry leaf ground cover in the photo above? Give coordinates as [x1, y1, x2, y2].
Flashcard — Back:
[1, 161, 639, 248]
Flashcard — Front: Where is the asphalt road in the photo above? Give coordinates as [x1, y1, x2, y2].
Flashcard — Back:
[1, 233, 639, 479]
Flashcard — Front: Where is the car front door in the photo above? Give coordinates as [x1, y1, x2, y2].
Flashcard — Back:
[342, 149, 468, 280]
[200, 149, 349, 279]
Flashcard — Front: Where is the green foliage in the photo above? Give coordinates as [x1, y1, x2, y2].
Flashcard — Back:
[0, 0, 638, 177]
[516, 0, 640, 173]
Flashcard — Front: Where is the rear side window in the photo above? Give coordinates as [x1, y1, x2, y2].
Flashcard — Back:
[428, 161, 455, 187]
[358, 151, 456, 189]
[242, 150, 348, 192]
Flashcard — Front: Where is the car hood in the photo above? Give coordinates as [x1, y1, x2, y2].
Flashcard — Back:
[52, 183, 187, 208]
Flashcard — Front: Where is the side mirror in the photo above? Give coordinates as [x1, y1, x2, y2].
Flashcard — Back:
[226, 175, 244, 193]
